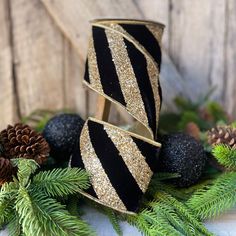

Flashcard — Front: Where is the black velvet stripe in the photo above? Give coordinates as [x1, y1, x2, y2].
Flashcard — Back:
[84, 58, 90, 83]
[92, 26, 126, 106]
[88, 120, 143, 211]
[71, 140, 98, 198]
[124, 38, 157, 135]
[120, 24, 162, 70]
[131, 136, 160, 173]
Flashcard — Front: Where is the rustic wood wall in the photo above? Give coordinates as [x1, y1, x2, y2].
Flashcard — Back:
[0, 0, 235, 130]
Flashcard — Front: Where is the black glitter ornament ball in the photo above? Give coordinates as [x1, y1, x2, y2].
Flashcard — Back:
[158, 133, 207, 187]
[43, 114, 84, 162]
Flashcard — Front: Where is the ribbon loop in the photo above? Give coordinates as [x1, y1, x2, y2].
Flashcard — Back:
[71, 19, 164, 214]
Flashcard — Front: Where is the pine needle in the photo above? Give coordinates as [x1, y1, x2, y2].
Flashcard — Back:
[135, 209, 182, 236]
[0, 159, 94, 236]
[155, 192, 214, 236]
[212, 144, 236, 170]
[16, 186, 95, 236]
[104, 208, 122, 236]
[7, 213, 22, 236]
[0, 183, 16, 226]
[187, 172, 236, 220]
[148, 201, 194, 235]
[147, 179, 189, 201]
[32, 168, 90, 197]
[12, 158, 39, 185]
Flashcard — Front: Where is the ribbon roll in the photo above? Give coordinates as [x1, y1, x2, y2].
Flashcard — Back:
[71, 19, 164, 214]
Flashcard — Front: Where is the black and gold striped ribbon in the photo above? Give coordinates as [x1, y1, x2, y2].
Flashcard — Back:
[71, 19, 164, 214]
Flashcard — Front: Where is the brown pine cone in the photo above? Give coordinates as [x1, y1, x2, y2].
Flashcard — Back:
[208, 126, 236, 148]
[0, 123, 50, 164]
[0, 157, 16, 185]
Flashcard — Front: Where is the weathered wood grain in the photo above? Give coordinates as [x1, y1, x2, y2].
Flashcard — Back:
[41, 0, 144, 118]
[136, 0, 169, 49]
[10, 0, 65, 117]
[41, 0, 182, 118]
[0, 0, 15, 129]
[63, 40, 87, 118]
[224, 0, 236, 116]
[169, 0, 226, 103]
[1, 0, 235, 124]
[160, 50, 189, 111]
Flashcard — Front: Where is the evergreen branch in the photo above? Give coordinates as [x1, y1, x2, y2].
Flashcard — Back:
[127, 206, 188, 236]
[148, 201, 195, 235]
[84, 199, 122, 236]
[7, 213, 22, 236]
[32, 168, 90, 197]
[103, 208, 122, 236]
[0, 193, 14, 226]
[16, 187, 43, 236]
[156, 192, 214, 236]
[67, 195, 79, 216]
[212, 144, 236, 170]
[12, 159, 39, 185]
[147, 179, 189, 201]
[16, 186, 95, 236]
[187, 172, 236, 220]
[0, 183, 16, 227]
[136, 209, 182, 236]
[127, 214, 156, 236]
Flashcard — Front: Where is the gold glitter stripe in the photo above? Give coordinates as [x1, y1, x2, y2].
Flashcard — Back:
[80, 122, 127, 211]
[105, 29, 149, 130]
[93, 22, 162, 135]
[146, 56, 161, 136]
[108, 23, 161, 134]
[94, 22, 160, 72]
[89, 117, 161, 148]
[146, 25, 164, 46]
[106, 23, 161, 135]
[87, 37, 103, 93]
[104, 124, 153, 193]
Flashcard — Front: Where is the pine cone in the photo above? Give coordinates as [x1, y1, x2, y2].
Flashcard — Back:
[208, 126, 236, 148]
[0, 123, 50, 164]
[0, 157, 16, 185]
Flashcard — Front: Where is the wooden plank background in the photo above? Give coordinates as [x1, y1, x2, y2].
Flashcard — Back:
[0, 0, 235, 130]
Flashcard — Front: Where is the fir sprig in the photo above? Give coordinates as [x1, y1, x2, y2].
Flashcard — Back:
[32, 168, 90, 197]
[0, 158, 94, 236]
[103, 208, 122, 236]
[16, 189, 92, 236]
[7, 213, 22, 236]
[148, 201, 194, 235]
[156, 192, 213, 236]
[187, 172, 236, 220]
[212, 144, 236, 170]
[127, 191, 213, 236]
[130, 209, 182, 236]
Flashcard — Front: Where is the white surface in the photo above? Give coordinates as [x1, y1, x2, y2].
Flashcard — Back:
[1, 206, 236, 236]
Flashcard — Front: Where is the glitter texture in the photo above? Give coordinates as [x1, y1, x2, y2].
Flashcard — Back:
[80, 122, 127, 211]
[146, 56, 161, 134]
[88, 38, 104, 93]
[104, 124, 153, 192]
[102, 23, 162, 135]
[80, 19, 165, 213]
[159, 133, 207, 187]
[105, 29, 149, 129]
[86, 20, 164, 139]
[146, 25, 164, 45]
